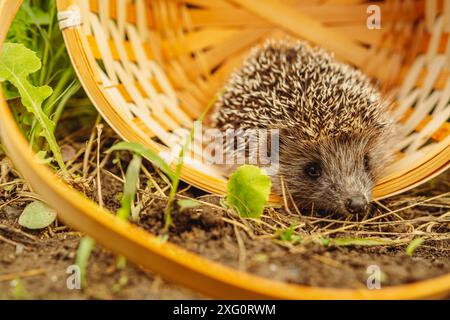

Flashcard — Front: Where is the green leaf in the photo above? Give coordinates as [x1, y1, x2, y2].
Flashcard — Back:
[2, 82, 20, 100]
[117, 154, 142, 221]
[35, 150, 53, 165]
[177, 199, 201, 212]
[76, 236, 95, 288]
[6, 7, 31, 46]
[226, 165, 272, 218]
[0, 43, 65, 169]
[6, 2, 50, 47]
[115, 154, 142, 269]
[112, 275, 129, 293]
[278, 224, 302, 244]
[18, 201, 57, 230]
[24, 5, 51, 26]
[108, 142, 175, 181]
[131, 203, 143, 222]
[406, 237, 424, 256]
[253, 253, 269, 264]
[10, 279, 28, 300]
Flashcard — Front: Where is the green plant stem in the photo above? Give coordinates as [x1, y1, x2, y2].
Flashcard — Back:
[164, 151, 185, 231]
[76, 236, 95, 289]
[43, 68, 75, 115]
[163, 93, 222, 231]
[51, 81, 81, 126]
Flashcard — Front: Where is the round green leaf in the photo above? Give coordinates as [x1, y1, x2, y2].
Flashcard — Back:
[226, 165, 272, 218]
[177, 199, 201, 212]
[18, 201, 57, 230]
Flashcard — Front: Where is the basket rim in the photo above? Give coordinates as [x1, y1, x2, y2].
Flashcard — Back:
[1, 0, 450, 299]
[3, 57, 450, 299]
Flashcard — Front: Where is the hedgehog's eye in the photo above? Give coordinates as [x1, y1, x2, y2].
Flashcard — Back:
[364, 155, 370, 171]
[305, 162, 321, 179]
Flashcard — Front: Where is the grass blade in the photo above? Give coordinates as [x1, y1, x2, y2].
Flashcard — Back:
[406, 237, 425, 256]
[117, 154, 142, 221]
[108, 142, 175, 181]
[75, 236, 95, 288]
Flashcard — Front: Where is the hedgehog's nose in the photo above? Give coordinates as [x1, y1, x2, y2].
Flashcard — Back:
[345, 196, 368, 214]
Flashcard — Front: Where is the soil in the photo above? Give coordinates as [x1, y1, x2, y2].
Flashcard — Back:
[137, 194, 450, 289]
[0, 141, 449, 299]
[0, 205, 201, 299]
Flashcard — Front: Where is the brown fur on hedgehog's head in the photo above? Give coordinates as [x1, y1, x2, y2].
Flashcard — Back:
[263, 41, 397, 215]
[273, 125, 396, 215]
[212, 39, 398, 215]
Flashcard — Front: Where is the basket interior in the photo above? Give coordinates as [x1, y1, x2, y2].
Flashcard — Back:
[2, 0, 450, 299]
[58, 0, 450, 199]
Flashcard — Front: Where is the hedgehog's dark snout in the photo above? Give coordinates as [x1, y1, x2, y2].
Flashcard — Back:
[345, 195, 368, 214]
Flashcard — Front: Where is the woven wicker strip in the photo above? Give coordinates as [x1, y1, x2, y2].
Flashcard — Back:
[1, 0, 450, 299]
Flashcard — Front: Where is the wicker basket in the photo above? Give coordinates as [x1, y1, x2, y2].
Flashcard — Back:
[1, 0, 450, 299]
[55, 0, 450, 200]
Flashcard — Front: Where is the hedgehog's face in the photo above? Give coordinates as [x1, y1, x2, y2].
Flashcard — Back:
[275, 130, 393, 216]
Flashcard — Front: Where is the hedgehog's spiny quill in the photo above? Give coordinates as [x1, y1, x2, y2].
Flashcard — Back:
[213, 40, 392, 140]
[211, 39, 396, 215]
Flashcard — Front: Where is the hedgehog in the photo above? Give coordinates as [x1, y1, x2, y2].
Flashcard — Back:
[210, 39, 397, 216]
